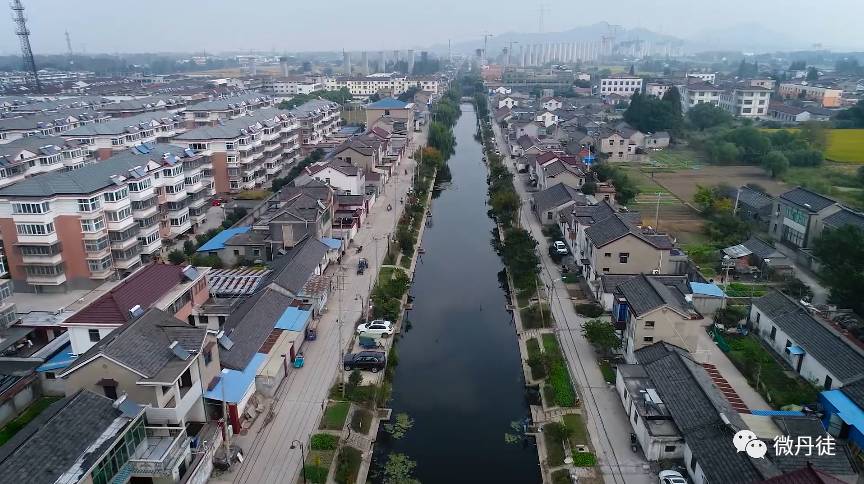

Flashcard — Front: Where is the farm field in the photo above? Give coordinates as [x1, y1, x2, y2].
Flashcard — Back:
[651, 165, 788, 201]
[825, 129, 864, 163]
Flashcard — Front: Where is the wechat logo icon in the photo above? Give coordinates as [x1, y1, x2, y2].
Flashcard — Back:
[733, 430, 767, 459]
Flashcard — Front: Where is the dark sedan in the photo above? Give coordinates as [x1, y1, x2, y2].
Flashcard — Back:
[343, 351, 386, 372]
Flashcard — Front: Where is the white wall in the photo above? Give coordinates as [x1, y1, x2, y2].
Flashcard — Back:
[68, 325, 118, 355]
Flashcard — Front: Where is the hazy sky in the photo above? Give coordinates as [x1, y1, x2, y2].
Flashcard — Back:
[3, 0, 863, 55]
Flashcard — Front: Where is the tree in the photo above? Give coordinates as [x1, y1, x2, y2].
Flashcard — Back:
[724, 127, 771, 164]
[813, 226, 864, 316]
[167, 250, 186, 265]
[687, 103, 733, 131]
[806, 66, 819, 81]
[182, 239, 197, 256]
[661, 86, 683, 133]
[835, 99, 864, 128]
[798, 121, 828, 151]
[704, 213, 751, 247]
[789, 60, 806, 71]
[382, 453, 421, 484]
[581, 319, 621, 356]
[762, 150, 789, 178]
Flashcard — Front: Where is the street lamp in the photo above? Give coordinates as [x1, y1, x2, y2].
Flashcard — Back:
[290, 439, 307, 484]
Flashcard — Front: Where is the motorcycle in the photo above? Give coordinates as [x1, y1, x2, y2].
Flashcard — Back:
[630, 433, 638, 453]
[387, 204, 392, 211]
[355, 245, 363, 254]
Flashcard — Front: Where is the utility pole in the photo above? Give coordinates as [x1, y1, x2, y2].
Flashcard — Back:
[506, 41, 519, 68]
[11, 0, 41, 93]
[654, 192, 661, 231]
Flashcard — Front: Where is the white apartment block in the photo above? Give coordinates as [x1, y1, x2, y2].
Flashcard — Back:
[175, 108, 301, 194]
[645, 82, 673, 98]
[599, 76, 644, 97]
[687, 72, 716, 84]
[262, 78, 324, 95]
[323, 74, 441, 96]
[0, 111, 108, 144]
[182, 92, 274, 127]
[289, 100, 341, 155]
[680, 82, 725, 110]
[0, 136, 91, 188]
[0, 144, 213, 291]
[719, 87, 771, 118]
[63, 111, 186, 160]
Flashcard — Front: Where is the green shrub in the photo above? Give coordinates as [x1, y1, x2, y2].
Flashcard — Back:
[351, 408, 372, 434]
[544, 427, 566, 466]
[551, 469, 572, 484]
[572, 451, 597, 467]
[302, 465, 328, 484]
[574, 303, 604, 318]
[334, 446, 362, 484]
[319, 402, 350, 430]
[310, 433, 338, 450]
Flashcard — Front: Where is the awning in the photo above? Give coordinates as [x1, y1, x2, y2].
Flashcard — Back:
[36, 343, 76, 372]
[788, 345, 805, 355]
[274, 306, 312, 332]
[723, 244, 752, 259]
[320, 237, 343, 251]
[205, 353, 266, 404]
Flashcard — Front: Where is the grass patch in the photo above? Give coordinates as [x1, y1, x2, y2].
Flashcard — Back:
[726, 334, 819, 408]
[563, 413, 589, 446]
[543, 334, 577, 407]
[310, 433, 338, 450]
[573, 303, 604, 318]
[599, 360, 616, 384]
[551, 469, 572, 484]
[319, 401, 350, 430]
[543, 384, 556, 407]
[334, 446, 362, 484]
[572, 451, 597, 467]
[399, 255, 412, 268]
[0, 397, 62, 446]
[526, 337, 546, 380]
[521, 303, 551, 329]
[649, 148, 705, 169]
[544, 429, 566, 466]
[825, 129, 864, 163]
[303, 449, 335, 484]
[516, 290, 535, 308]
[725, 282, 768, 297]
[350, 407, 372, 434]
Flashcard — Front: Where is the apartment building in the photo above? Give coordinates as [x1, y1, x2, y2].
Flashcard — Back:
[599, 75, 643, 97]
[6, 96, 112, 115]
[779, 82, 843, 108]
[0, 146, 212, 290]
[63, 111, 186, 160]
[174, 108, 301, 194]
[323, 74, 441, 96]
[99, 95, 187, 118]
[289, 99, 341, 155]
[686, 72, 716, 84]
[680, 82, 724, 110]
[644, 81, 674, 98]
[718, 86, 771, 118]
[182, 92, 274, 127]
[261, 77, 324, 95]
[0, 110, 108, 143]
[0, 136, 90, 188]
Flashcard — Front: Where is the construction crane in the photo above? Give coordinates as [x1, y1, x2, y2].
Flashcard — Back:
[10, 0, 40, 93]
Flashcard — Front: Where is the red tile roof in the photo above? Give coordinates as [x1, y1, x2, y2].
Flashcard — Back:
[64, 263, 186, 326]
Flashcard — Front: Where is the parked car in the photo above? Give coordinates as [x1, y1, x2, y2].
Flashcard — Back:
[658, 470, 687, 484]
[343, 351, 386, 372]
[356, 319, 394, 337]
[553, 241, 568, 255]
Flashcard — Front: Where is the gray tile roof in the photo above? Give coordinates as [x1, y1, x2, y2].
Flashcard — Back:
[0, 390, 137, 484]
[64, 110, 181, 137]
[184, 93, 270, 112]
[0, 135, 78, 158]
[769, 416, 856, 477]
[533, 182, 586, 215]
[741, 237, 785, 261]
[220, 288, 293, 371]
[823, 207, 864, 231]
[779, 187, 836, 212]
[569, 201, 615, 226]
[754, 291, 864, 382]
[634, 343, 769, 483]
[174, 108, 292, 141]
[62, 308, 205, 383]
[585, 213, 674, 249]
[270, 237, 329, 295]
[617, 274, 693, 317]
[840, 379, 864, 409]
[722, 186, 774, 211]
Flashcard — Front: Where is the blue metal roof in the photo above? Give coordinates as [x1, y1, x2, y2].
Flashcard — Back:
[36, 343, 76, 372]
[275, 306, 312, 332]
[788, 345, 805, 355]
[197, 226, 251, 252]
[205, 353, 266, 403]
[690, 282, 726, 298]
[367, 98, 410, 109]
[320, 237, 342, 250]
[750, 409, 805, 416]
[822, 389, 864, 430]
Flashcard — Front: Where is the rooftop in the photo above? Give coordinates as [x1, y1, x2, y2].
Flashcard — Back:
[367, 97, 412, 109]
[197, 226, 252, 252]
[779, 187, 836, 212]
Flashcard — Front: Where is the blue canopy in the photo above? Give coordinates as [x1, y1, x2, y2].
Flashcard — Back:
[275, 306, 312, 332]
[320, 237, 342, 250]
[36, 343, 76, 372]
[205, 353, 266, 403]
[197, 226, 251, 252]
[788, 345, 805, 355]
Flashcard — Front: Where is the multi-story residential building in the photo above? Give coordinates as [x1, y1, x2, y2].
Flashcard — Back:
[718, 86, 771, 118]
[769, 187, 841, 250]
[182, 92, 273, 127]
[778, 82, 843, 108]
[686, 72, 716, 84]
[644, 81, 674, 98]
[6, 96, 112, 115]
[323, 74, 441, 96]
[0, 136, 90, 188]
[260, 77, 324, 95]
[680, 81, 724, 110]
[174, 108, 300, 194]
[748, 79, 777, 90]
[364, 98, 414, 130]
[0, 278, 17, 329]
[99, 95, 187, 118]
[289, 100, 341, 155]
[0, 146, 212, 290]
[0, 390, 201, 484]
[63, 111, 186, 160]
[0, 110, 108, 143]
[599, 75, 643, 97]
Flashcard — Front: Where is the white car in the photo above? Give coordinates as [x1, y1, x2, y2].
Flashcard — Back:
[356, 320, 394, 337]
[658, 470, 687, 484]
[553, 241, 568, 255]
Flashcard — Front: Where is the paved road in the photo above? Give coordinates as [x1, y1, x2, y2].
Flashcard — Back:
[491, 122, 653, 484]
[214, 132, 424, 484]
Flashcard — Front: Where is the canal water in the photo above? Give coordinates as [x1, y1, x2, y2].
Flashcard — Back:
[371, 104, 541, 483]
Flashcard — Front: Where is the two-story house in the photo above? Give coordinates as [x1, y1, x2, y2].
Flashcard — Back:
[769, 187, 841, 251]
[532, 183, 587, 225]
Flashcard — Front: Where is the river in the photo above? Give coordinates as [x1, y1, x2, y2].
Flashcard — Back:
[371, 104, 541, 483]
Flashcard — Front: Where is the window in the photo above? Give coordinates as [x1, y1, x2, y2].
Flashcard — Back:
[756, 312, 761, 323]
[85, 236, 110, 253]
[44, 372, 56, 380]
[102, 384, 117, 400]
[170, 214, 189, 226]
[189, 143, 207, 151]
[644, 321, 655, 328]
[12, 201, 50, 214]
[824, 375, 833, 391]
[783, 205, 808, 225]
[602, 267, 610, 273]
[16, 223, 54, 235]
[102, 187, 128, 202]
[619, 252, 629, 263]
[604, 253, 611, 258]
[88, 256, 112, 272]
[80, 216, 105, 233]
[76, 196, 101, 212]
[105, 207, 132, 222]
[782, 225, 806, 247]
[128, 178, 152, 192]
[769, 326, 776, 341]
[664, 445, 676, 453]
[742, 108, 752, 114]
[88, 329, 101, 342]
[690, 455, 697, 472]
[204, 348, 213, 365]
[643, 336, 654, 343]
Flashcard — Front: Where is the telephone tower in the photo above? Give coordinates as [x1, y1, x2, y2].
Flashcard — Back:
[10, 0, 41, 93]
[65, 30, 75, 65]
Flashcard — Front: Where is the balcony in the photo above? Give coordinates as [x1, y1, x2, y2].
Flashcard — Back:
[21, 252, 63, 265]
[106, 216, 136, 232]
[25, 270, 66, 286]
[139, 237, 162, 255]
[164, 191, 187, 203]
[128, 427, 191, 477]
[89, 266, 114, 280]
